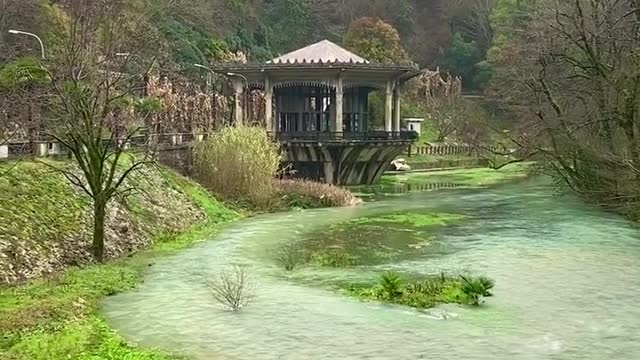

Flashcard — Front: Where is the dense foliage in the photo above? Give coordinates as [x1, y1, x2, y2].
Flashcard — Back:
[343, 17, 409, 64]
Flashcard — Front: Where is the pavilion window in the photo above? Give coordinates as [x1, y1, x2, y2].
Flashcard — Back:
[276, 85, 333, 133]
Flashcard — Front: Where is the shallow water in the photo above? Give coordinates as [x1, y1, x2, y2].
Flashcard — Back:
[102, 177, 640, 360]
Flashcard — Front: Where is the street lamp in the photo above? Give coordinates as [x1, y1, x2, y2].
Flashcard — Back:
[194, 65, 250, 124]
[226, 72, 249, 89]
[194, 63, 215, 95]
[8, 30, 45, 60]
[226, 72, 250, 125]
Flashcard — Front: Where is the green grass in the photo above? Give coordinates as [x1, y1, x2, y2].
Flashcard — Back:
[381, 162, 534, 188]
[1, 215, 237, 360]
[0, 162, 239, 360]
[348, 273, 494, 309]
[0, 160, 89, 246]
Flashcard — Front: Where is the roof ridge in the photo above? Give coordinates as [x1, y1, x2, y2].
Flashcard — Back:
[268, 39, 370, 65]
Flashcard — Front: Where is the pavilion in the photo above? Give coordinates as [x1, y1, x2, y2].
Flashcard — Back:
[215, 40, 421, 185]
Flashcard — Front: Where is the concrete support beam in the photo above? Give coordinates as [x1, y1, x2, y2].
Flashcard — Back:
[393, 83, 401, 133]
[265, 75, 274, 133]
[232, 80, 244, 125]
[334, 75, 344, 137]
[385, 81, 393, 133]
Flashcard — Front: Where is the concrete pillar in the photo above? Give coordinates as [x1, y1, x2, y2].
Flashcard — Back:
[36, 142, 47, 157]
[232, 80, 244, 125]
[393, 84, 401, 133]
[334, 75, 344, 137]
[385, 81, 393, 133]
[0, 144, 8, 159]
[324, 162, 335, 184]
[265, 75, 274, 134]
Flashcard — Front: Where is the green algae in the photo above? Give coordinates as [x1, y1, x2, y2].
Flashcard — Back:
[293, 211, 466, 268]
[349, 212, 466, 227]
[354, 163, 535, 198]
[381, 163, 534, 188]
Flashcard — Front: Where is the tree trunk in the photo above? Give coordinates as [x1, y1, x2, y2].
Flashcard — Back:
[92, 198, 107, 262]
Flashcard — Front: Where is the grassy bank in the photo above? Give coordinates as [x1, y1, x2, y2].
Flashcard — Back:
[381, 162, 534, 188]
[401, 154, 490, 171]
[0, 161, 238, 359]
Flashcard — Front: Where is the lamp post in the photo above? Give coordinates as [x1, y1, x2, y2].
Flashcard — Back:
[194, 63, 215, 93]
[226, 72, 250, 125]
[194, 64, 249, 125]
[8, 30, 45, 60]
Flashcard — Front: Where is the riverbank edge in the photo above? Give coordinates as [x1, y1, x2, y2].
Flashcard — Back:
[1, 164, 530, 359]
[0, 185, 244, 359]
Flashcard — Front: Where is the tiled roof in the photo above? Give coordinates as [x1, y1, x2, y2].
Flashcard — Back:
[268, 40, 370, 65]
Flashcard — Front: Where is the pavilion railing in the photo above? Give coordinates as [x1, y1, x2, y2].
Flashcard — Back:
[272, 131, 418, 142]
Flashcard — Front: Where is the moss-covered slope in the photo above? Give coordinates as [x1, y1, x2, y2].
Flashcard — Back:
[0, 160, 236, 284]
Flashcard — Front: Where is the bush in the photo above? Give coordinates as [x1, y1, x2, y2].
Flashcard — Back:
[275, 179, 360, 208]
[194, 126, 282, 205]
[459, 275, 494, 306]
[378, 272, 404, 299]
[206, 265, 255, 311]
[273, 242, 303, 271]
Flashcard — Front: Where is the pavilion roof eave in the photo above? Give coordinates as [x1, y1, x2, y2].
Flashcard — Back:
[212, 62, 421, 87]
[212, 62, 420, 76]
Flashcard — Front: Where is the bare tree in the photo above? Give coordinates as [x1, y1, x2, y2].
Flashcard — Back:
[42, 0, 175, 261]
[273, 241, 304, 271]
[442, 0, 497, 51]
[206, 265, 255, 311]
[488, 0, 640, 213]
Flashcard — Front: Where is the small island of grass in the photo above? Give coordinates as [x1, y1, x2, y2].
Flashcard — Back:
[348, 272, 495, 309]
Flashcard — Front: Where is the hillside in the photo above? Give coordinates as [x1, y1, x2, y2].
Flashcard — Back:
[0, 160, 237, 284]
[0, 0, 455, 70]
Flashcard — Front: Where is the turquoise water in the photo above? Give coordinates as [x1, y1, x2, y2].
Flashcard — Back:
[102, 177, 640, 359]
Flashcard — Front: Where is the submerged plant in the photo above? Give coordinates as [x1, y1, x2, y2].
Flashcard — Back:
[459, 275, 494, 306]
[378, 272, 404, 298]
[274, 242, 303, 271]
[206, 265, 255, 311]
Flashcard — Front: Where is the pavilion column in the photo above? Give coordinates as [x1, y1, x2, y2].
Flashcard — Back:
[385, 81, 393, 133]
[393, 82, 401, 133]
[334, 75, 344, 138]
[232, 80, 244, 125]
[264, 75, 274, 134]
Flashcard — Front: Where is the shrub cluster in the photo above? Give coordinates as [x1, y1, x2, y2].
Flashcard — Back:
[275, 179, 360, 209]
[193, 125, 282, 206]
[350, 272, 495, 309]
[193, 126, 360, 210]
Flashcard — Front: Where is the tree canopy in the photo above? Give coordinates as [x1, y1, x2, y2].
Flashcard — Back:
[343, 17, 409, 64]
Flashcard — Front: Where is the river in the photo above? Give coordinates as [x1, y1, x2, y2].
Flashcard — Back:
[102, 175, 640, 360]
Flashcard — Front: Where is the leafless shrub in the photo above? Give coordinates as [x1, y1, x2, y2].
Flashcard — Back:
[206, 265, 255, 311]
[275, 179, 361, 208]
[273, 242, 304, 271]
